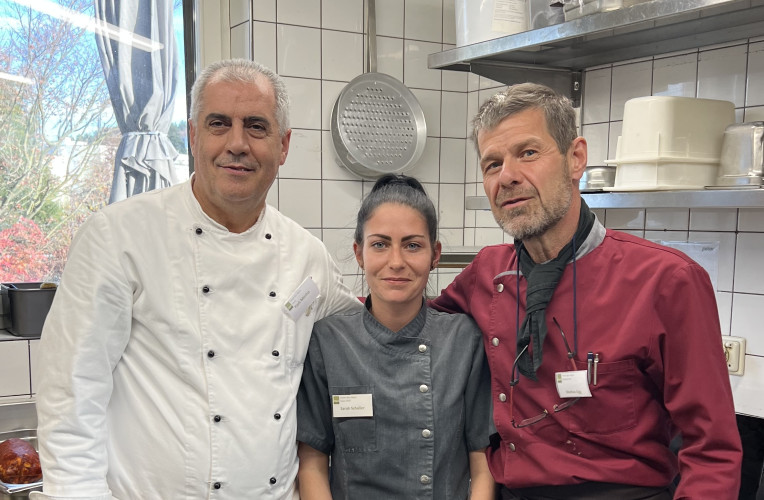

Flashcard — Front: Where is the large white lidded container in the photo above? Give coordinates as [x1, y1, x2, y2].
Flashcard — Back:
[455, 0, 528, 47]
[606, 96, 735, 191]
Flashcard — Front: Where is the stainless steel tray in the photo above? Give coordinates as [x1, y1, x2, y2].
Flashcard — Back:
[0, 429, 42, 497]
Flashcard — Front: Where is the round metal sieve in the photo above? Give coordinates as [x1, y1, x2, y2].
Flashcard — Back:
[331, 0, 427, 179]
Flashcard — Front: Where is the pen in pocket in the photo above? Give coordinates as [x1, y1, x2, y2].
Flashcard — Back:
[593, 353, 599, 386]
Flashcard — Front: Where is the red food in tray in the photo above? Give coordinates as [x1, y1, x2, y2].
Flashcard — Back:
[0, 438, 42, 484]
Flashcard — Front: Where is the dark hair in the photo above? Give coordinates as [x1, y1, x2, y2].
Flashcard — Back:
[354, 174, 438, 247]
[471, 82, 577, 155]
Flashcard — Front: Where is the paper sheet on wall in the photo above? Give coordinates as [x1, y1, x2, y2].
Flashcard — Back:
[659, 240, 720, 291]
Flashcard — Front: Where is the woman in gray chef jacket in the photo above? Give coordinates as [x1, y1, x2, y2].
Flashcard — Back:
[296, 174, 495, 500]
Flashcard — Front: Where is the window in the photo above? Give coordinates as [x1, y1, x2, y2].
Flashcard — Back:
[0, 0, 189, 283]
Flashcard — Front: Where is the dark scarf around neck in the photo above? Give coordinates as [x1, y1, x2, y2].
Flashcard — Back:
[515, 199, 595, 380]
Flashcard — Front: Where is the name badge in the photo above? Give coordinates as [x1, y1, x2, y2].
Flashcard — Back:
[283, 276, 320, 321]
[555, 370, 593, 398]
[332, 394, 373, 418]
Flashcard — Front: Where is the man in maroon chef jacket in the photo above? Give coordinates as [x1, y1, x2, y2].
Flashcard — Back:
[431, 82, 742, 499]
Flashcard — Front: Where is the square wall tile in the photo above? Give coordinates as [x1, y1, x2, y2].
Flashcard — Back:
[279, 179, 322, 228]
[412, 89, 442, 137]
[323, 30, 364, 81]
[253, 0, 276, 22]
[443, 0, 456, 45]
[438, 227, 464, 248]
[0, 340, 30, 397]
[277, 25, 321, 78]
[731, 293, 764, 355]
[230, 23, 251, 60]
[645, 230, 688, 244]
[322, 131, 359, 181]
[376, 0, 404, 38]
[745, 106, 764, 122]
[439, 138, 466, 183]
[652, 52, 698, 98]
[404, 40, 443, 90]
[581, 123, 609, 166]
[407, 136, 440, 183]
[267, 178, 279, 207]
[607, 121, 622, 161]
[610, 61, 653, 121]
[688, 231, 736, 292]
[748, 42, 764, 106]
[277, 0, 320, 27]
[282, 129, 322, 179]
[230, 0, 250, 25]
[29, 339, 39, 394]
[442, 66, 468, 92]
[604, 208, 645, 230]
[689, 208, 738, 231]
[716, 291, 732, 335]
[697, 44, 747, 107]
[440, 91, 467, 138]
[405, 0, 442, 43]
[322, 80, 347, 131]
[436, 270, 460, 295]
[645, 208, 690, 230]
[283, 77, 321, 130]
[475, 227, 505, 246]
[739, 208, 764, 231]
[322, 180, 364, 228]
[734, 233, 764, 294]
[582, 68, 612, 124]
[321, 228, 359, 276]
[476, 209, 497, 228]
[322, 0, 363, 32]
[439, 183, 465, 228]
[377, 36, 405, 82]
[253, 22, 277, 71]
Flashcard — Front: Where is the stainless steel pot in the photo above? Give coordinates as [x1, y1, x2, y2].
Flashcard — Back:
[711, 122, 764, 188]
[579, 166, 616, 191]
[330, 0, 427, 179]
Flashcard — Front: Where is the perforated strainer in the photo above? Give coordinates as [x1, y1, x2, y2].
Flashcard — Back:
[330, 0, 427, 179]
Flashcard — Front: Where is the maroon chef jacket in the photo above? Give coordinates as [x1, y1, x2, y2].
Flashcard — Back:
[431, 227, 742, 499]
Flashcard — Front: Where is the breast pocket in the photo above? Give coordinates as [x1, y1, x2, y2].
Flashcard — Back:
[284, 296, 321, 368]
[565, 358, 638, 434]
[331, 385, 377, 453]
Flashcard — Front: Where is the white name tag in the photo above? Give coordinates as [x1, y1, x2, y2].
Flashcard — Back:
[555, 370, 593, 398]
[283, 276, 320, 321]
[332, 394, 373, 418]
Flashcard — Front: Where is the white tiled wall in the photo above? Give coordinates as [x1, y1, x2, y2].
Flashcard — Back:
[3, 2, 763, 418]
[578, 38, 764, 417]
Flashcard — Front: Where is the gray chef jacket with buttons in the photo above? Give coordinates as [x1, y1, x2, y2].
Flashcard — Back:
[297, 298, 492, 499]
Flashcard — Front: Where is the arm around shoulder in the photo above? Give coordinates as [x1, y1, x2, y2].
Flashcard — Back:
[297, 442, 333, 500]
[468, 449, 496, 500]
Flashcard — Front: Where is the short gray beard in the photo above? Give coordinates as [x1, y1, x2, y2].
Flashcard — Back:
[491, 164, 573, 241]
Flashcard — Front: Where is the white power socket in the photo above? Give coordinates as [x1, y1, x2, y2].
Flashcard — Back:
[722, 336, 746, 376]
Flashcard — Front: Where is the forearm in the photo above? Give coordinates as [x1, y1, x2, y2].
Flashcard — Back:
[297, 442, 332, 500]
[468, 449, 496, 500]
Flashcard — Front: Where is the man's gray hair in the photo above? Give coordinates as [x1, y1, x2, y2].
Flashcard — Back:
[190, 58, 291, 136]
[471, 82, 577, 154]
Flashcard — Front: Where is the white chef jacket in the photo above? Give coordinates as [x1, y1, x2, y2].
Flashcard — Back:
[32, 179, 361, 500]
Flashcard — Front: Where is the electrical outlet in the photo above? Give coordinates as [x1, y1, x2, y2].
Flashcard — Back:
[722, 336, 746, 376]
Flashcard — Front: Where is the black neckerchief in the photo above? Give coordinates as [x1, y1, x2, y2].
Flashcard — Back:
[515, 199, 595, 380]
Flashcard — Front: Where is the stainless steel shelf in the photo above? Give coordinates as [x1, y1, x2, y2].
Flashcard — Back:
[466, 189, 764, 210]
[428, 0, 763, 103]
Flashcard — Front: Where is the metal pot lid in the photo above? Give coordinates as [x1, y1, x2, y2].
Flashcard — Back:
[331, 72, 426, 180]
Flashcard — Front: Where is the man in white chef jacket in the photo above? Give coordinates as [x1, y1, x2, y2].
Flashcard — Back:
[32, 58, 361, 500]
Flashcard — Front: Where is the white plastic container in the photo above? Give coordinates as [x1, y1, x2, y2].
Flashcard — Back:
[606, 96, 735, 191]
[455, 0, 528, 47]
